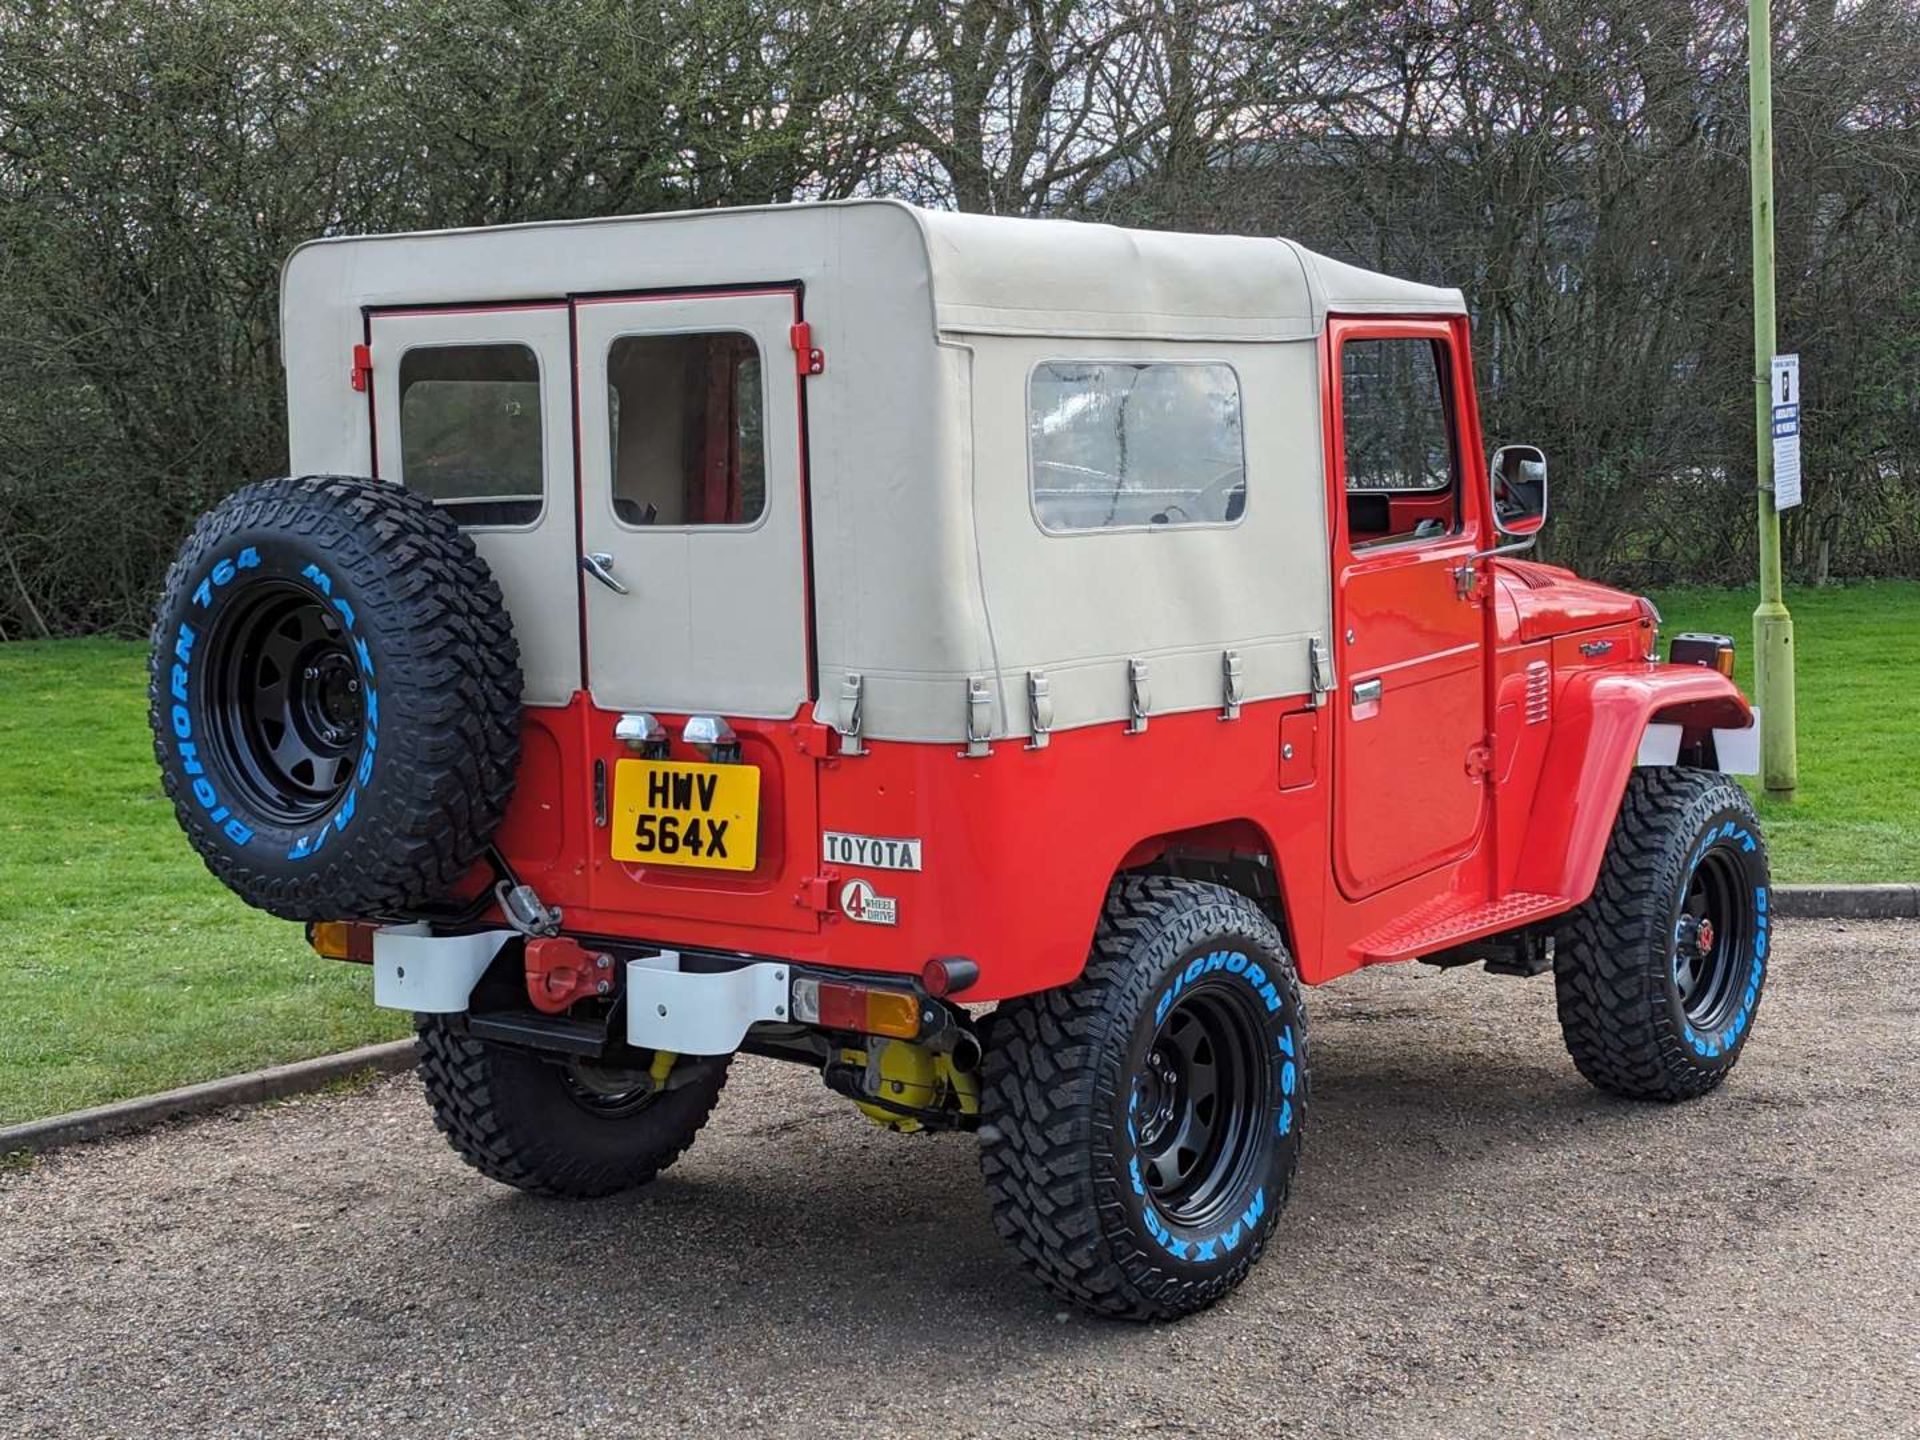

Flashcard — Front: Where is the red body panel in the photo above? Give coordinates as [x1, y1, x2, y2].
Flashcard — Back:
[459, 306, 1755, 1001]
[1513, 663, 1751, 904]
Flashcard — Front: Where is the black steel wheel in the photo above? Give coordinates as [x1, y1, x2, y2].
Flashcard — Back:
[1556, 767, 1772, 1101]
[148, 475, 521, 921]
[206, 582, 367, 823]
[1133, 986, 1271, 1231]
[1671, 845, 1757, 1033]
[980, 875, 1306, 1321]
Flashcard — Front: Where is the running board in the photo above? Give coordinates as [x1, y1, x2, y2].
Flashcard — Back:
[1354, 891, 1568, 966]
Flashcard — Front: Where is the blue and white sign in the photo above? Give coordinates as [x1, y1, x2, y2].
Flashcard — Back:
[1770, 353, 1801, 510]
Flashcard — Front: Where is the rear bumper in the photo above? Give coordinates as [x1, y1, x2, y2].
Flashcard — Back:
[371, 926, 790, 1055]
[621, 953, 791, 1054]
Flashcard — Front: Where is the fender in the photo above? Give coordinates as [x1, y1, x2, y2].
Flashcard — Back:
[1513, 664, 1753, 905]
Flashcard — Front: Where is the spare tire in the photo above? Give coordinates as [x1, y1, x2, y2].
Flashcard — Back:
[148, 475, 522, 921]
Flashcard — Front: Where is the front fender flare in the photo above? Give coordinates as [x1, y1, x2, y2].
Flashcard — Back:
[1514, 665, 1753, 905]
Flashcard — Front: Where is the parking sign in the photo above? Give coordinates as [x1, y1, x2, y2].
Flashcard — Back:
[1770, 353, 1801, 510]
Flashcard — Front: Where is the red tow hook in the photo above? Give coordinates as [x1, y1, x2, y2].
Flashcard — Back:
[524, 936, 616, 1015]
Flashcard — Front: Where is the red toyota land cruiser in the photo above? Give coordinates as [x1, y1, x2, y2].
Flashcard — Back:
[151, 201, 1768, 1319]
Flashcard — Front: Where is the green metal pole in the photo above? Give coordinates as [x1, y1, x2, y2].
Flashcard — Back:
[1750, 0, 1797, 797]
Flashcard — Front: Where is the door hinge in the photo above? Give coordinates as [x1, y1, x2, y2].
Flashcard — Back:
[1453, 560, 1483, 601]
[1465, 739, 1496, 780]
[796, 871, 839, 912]
[349, 342, 372, 393]
[788, 720, 836, 758]
[790, 322, 825, 376]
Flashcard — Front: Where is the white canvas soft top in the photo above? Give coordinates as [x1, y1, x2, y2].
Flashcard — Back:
[910, 207, 1464, 338]
[283, 198, 1464, 344]
[282, 201, 1462, 742]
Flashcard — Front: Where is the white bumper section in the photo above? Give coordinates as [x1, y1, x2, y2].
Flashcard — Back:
[623, 953, 791, 1055]
[371, 927, 790, 1056]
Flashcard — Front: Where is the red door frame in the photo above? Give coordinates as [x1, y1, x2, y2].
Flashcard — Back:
[1321, 315, 1495, 900]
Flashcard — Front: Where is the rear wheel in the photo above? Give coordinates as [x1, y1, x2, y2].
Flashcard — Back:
[1555, 767, 1772, 1101]
[979, 876, 1306, 1320]
[415, 1018, 729, 1198]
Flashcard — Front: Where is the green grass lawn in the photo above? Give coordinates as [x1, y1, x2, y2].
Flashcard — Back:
[1, 584, 1915, 1125]
[1648, 580, 1920, 885]
[0, 639, 405, 1128]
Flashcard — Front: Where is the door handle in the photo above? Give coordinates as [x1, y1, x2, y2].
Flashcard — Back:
[581, 552, 629, 595]
[1351, 679, 1383, 707]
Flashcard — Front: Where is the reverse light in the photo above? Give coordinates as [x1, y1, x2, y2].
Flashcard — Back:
[306, 920, 376, 964]
[1669, 632, 1737, 678]
[790, 976, 924, 1038]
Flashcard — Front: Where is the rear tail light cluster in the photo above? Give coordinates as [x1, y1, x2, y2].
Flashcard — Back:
[790, 976, 926, 1039]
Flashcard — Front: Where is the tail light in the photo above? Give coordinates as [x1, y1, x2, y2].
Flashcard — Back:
[790, 976, 924, 1039]
[307, 920, 376, 963]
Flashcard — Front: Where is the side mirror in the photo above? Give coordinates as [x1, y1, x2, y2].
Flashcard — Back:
[1489, 444, 1548, 539]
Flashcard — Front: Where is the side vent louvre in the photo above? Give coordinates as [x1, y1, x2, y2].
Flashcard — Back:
[1524, 659, 1551, 725]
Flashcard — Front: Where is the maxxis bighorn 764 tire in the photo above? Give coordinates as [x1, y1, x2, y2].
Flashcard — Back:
[1555, 766, 1772, 1102]
[415, 1017, 730, 1197]
[979, 875, 1307, 1320]
[148, 475, 522, 921]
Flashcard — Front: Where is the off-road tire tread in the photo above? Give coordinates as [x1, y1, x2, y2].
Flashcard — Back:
[979, 875, 1305, 1320]
[1554, 766, 1765, 1102]
[149, 475, 521, 920]
[415, 1018, 728, 1198]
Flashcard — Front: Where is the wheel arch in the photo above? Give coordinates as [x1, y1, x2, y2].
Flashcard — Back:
[1111, 816, 1300, 960]
[1513, 664, 1754, 905]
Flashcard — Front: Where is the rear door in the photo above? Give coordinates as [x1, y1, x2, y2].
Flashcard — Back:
[366, 303, 580, 705]
[572, 289, 812, 717]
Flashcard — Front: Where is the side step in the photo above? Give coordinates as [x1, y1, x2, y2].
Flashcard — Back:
[1354, 890, 1568, 966]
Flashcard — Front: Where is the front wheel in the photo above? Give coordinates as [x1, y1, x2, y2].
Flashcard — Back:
[1555, 767, 1772, 1101]
[979, 876, 1307, 1320]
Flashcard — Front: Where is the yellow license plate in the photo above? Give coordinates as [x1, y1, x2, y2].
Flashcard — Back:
[610, 759, 760, 871]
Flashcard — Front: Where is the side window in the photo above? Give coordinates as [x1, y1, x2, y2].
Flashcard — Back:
[1029, 361, 1245, 531]
[398, 344, 544, 527]
[606, 332, 766, 527]
[1339, 338, 1458, 549]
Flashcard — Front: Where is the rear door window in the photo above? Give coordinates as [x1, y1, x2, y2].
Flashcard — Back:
[397, 343, 544, 528]
[606, 332, 766, 528]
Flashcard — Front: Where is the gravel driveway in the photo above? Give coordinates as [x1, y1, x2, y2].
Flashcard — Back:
[4, 918, 1917, 1438]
